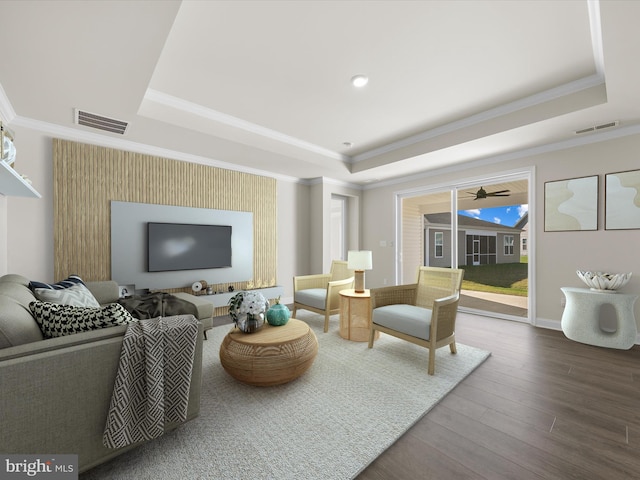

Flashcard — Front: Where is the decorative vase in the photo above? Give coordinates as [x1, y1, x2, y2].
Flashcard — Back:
[234, 313, 265, 333]
[266, 299, 291, 326]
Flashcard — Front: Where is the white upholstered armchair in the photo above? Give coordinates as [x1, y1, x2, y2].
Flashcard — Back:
[292, 260, 354, 332]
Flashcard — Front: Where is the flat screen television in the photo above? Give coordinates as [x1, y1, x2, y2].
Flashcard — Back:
[147, 222, 232, 272]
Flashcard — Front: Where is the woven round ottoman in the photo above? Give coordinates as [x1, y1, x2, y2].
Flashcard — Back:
[219, 318, 318, 386]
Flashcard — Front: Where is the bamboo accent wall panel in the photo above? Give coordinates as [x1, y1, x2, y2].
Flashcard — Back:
[52, 139, 277, 288]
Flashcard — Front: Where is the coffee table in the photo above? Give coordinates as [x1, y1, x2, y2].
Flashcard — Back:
[219, 318, 318, 386]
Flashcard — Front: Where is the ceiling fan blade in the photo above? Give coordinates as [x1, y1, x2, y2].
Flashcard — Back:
[487, 193, 510, 197]
[489, 189, 510, 194]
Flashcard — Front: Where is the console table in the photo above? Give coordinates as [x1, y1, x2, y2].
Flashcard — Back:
[199, 285, 284, 308]
[560, 287, 638, 350]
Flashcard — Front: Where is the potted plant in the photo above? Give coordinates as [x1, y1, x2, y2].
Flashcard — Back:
[228, 291, 269, 333]
[266, 296, 291, 326]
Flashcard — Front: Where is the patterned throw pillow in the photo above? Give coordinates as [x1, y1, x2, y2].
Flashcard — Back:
[29, 301, 136, 339]
[29, 275, 100, 308]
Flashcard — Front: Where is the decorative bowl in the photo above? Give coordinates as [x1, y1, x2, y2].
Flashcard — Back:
[576, 270, 632, 292]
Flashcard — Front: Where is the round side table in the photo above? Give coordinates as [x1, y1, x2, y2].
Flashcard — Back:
[339, 289, 380, 342]
[219, 318, 318, 386]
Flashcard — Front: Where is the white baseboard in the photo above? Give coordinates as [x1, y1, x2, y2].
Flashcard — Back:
[534, 316, 640, 345]
[534, 317, 562, 331]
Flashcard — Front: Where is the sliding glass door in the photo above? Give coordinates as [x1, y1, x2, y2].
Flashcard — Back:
[398, 172, 531, 322]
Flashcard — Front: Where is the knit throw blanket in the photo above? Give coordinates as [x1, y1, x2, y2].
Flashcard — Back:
[103, 315, 199, 449]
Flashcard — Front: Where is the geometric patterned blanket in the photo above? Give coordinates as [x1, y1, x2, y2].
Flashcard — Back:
[103, 314, 199, 449]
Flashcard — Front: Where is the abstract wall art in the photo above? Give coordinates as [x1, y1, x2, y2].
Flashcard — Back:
[605, 169, 640, 230]
[544, 175, 599, 232]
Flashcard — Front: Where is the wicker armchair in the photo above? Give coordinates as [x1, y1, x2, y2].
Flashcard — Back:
[292, 260, 354, 332]
[368, 266, 464, 375]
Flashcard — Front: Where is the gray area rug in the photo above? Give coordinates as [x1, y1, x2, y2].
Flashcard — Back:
[81, 311, 490, 479]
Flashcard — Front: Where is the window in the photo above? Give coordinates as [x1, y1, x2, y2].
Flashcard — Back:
[504, 235, 514, 255]
[435, 231, 443, 258]
[522, 238, 527, 252]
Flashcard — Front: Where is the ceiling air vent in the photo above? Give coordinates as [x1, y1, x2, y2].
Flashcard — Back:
[75, 109, 129, 135]
[575, 121, 619, 135]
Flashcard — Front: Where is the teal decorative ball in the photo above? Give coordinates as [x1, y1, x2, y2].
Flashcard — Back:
[266, 302, 291, 326]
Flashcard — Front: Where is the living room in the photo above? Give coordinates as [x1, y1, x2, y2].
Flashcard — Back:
[1, 1, 640, 479]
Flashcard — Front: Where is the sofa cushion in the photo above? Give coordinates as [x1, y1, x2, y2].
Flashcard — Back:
[29, 274, 87, 291]
[372, 304, 433, 341]
[29, 301, 137, 339]
[294, 288, 327, 310]
[33, 283, 101, 308]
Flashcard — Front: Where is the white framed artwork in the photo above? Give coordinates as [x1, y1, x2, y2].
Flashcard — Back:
[605, 169, 640, 230]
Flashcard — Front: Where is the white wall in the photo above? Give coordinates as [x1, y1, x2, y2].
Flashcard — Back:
[362, 133, 640, 329]
[4, 126, 53, 281]
[277, 178, 310, 302]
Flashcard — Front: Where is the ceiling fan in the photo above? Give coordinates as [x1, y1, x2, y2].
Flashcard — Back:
[467, 187, 511, 200]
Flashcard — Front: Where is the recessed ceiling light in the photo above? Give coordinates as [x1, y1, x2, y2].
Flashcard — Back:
[351, 75, 368, 88]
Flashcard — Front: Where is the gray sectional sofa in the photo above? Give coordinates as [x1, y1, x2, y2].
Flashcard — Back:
[0, 274, 209, 473]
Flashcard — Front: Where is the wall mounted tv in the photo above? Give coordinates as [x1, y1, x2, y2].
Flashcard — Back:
[147, 222, 232, 272]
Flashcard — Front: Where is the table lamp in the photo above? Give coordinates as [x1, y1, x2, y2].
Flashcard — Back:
[347, 250, 373, 293]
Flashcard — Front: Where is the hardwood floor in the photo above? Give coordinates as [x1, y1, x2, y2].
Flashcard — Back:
[356, 312, 640, 480]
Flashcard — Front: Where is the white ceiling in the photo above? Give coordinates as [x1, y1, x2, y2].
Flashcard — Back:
[1, 0, 639, 186]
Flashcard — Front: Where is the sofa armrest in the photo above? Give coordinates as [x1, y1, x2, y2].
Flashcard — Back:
[171, 292, 214, 320]
[0, 321, 203, 473]
[0, 325, 128, 362]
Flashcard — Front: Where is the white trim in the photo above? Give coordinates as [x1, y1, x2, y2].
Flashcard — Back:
[464, 229, 498, 237]
[536, 317, 640, 346]
[352, 74, 604, 163]
[10, 116, 305, 184]
[366, 123, 640, 191]
[144, 89, 348, 162]
[0, 83, 16, 124]
[535, 317, 562, 331]
[589, 0, 606, 78]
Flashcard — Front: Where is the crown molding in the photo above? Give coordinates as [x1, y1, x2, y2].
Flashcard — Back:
[144, 89, 348, 162]
[364, 121, 640, 190]
[11, 116, 305, 184]
[352, 73, 605, 164]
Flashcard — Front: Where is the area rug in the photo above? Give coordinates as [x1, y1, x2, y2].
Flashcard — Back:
[80, 311, 490, 480]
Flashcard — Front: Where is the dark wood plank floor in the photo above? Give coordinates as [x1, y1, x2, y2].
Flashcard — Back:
[356, 312, 640, 480]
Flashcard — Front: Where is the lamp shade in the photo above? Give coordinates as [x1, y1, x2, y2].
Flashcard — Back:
[347, 250, 372, 271]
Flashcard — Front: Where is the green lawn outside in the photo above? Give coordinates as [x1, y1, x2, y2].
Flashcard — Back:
[460, 261, 528, 297]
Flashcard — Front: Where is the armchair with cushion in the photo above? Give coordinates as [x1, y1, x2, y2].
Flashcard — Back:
[368, 266, 464, 375]
[292, 260, 354, 332]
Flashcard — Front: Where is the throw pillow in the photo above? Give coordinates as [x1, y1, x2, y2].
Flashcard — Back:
[29, 275, 100, 308]
[29, 274, 86, 290]
[33, 283, 101, 308]
[29, 301, 136, 339]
